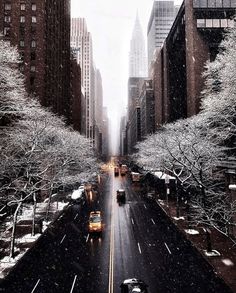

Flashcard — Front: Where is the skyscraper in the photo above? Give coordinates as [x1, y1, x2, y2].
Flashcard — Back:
[147, 1, 175, 68]
[71, 18, 95, 139]
[129, 13, 147, 77]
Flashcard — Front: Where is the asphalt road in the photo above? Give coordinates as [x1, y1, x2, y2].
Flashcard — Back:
[0, 166, 232, 293]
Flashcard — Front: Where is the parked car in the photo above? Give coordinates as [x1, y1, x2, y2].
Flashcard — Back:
[120, 278, 148, 293]
[88, 211, 102, 234]
[71, 187, 85, 203]
[116, 189, 126, 204]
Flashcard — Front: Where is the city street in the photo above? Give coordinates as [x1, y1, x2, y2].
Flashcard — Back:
[0, 166, 231, 293]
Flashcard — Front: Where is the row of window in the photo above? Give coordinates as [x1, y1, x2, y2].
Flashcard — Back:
[20, 16, 37, 23]
[197, 18, 235, 27]
[193, 0, 236, 8]
[4, 16, 37, 24]
[20, 40, 36, 47]
[5, 3, 37, 11]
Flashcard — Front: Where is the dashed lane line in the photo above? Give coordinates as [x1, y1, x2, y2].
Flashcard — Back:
[70, 275, 77, 293]
[164, 242, 172, 254]
[151, 218, 156, 225]
[60, 234, 66, 244]
[138, 242, 142, 254]
[31, 279, 40, 293]
[86, 234, 89, 243]
[131, 218, 134, 225]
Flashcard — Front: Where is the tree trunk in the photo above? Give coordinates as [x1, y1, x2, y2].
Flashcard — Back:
[10, 201, 22, 259]
[31, 193, 37, 236]
[45, 191, 52, 221]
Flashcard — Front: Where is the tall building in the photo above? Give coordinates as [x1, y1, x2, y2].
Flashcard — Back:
[71, 18, 95, 139]
[0, 0, 72, 122]
[120, 115, 128, 156]
[152, 0, 236, 126]
[147, 1, 175, 69]
[129, 13, 147, 77]
[94, 69, 104, 154]
[127, 77, 145, 153]
[140, 79, 155, 138]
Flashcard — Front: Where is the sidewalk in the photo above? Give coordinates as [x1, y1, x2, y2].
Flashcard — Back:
[0, 199, 68, 279]
[157, 198, 236, 292]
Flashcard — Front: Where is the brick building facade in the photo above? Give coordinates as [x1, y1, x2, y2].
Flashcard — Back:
[0, 0, 72, 124]
[152, 0, 236, 126]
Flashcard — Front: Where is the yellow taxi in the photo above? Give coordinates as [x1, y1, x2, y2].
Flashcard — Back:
[88, 211, 102, 233]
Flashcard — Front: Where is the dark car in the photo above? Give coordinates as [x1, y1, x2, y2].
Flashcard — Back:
[120, 278, 148, 293]
[116, 189, 126, 204]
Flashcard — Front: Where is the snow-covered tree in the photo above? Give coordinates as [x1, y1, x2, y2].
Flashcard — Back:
[201, 26, 236, 149]
[0, 39, 99, 257]
[134, 26, 236, 242]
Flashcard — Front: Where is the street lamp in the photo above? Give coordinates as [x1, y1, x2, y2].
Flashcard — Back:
[165, 174, 170, 207]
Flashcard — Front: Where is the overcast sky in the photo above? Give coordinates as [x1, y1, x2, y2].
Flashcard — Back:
[71, 0, 183, 154]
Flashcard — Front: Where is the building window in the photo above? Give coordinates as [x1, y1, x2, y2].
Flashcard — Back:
[32, 16, 37, 23]
[20, 3, 26, 10]
[31, 40, 36, 48]
[3, 27, 10, 37]
[31, 26, 36, 33]
[215, 0, 223, 7]
[20, 40, 25, 47]
[20, 16, 25, 23]
[231, 0, 236, 8]
[32, 4, 36, 11]
[228, 19, 235, 27]
[220, 19, 228, 27]
[20, 52, 24, 61]
[4, 4, 11, 10]
[197, 19, 205, 27]
[206, 19, 213, 27]
[30, 76, 35, 86]
[223, 0, 231, 7]
[19, 26, 25, 36]
[4, 16, 11, 23]
[212, 19, 220, 27]
[31, 52, 36, 60]
[30, 65, 36, 72]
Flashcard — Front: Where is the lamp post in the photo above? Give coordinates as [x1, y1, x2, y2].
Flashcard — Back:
[175, 179, 180, 218]
[165, 174, 170, 207]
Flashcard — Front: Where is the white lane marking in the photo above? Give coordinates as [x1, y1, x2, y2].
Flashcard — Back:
[86, 233, 89, 243]
[60, 234, 66, 244]
[74, 213, 78, 220]
[164, 242, 172, 254]
[137, 242, 142, 254]
[156, 200, 167, 215]
[31, 279, 40, 293]
[151, 218, 156, 225]
[131, 218, 134, 225]
[70, 275, 77, 293]
[144, 204, 147, 209]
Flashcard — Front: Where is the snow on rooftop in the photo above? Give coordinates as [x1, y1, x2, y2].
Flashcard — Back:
[16, 233, 41, 244]
[152, 171, 175, 180]
[222, 259, 234, 266]
[204, 250, 221, 257]
[184, 229, 199, 235]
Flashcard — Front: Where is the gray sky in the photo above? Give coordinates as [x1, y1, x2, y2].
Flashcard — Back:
[71, 0, 183, 154]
